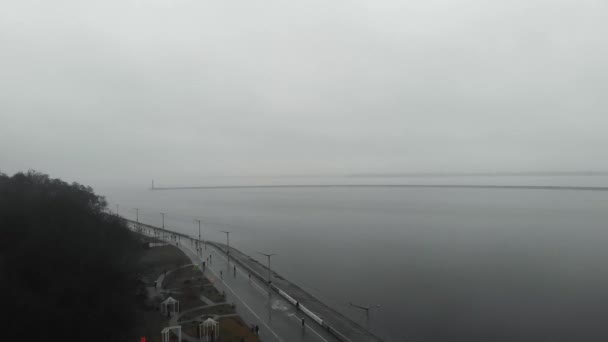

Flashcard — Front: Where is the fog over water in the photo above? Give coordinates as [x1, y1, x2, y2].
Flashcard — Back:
[101, 175, 608, 341]
[2, 0, 608, 184]
[2, 0, 608, 340]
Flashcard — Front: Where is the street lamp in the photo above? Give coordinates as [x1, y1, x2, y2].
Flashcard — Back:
[194, 219, 202, 256]
[133, 208, 140, 232]
[349, 302, 381, 330]
[257, 252, 276, 296]
[220, 231, 231, 262]
[160, 212, 165, 240]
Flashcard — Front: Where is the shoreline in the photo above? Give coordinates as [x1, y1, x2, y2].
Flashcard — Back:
[133, 233, 259, 341]
[207, 241, 383, 342]
[127, 219, 383, 342]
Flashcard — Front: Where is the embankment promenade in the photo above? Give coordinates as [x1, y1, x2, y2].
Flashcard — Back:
[126, 219, 383, 342]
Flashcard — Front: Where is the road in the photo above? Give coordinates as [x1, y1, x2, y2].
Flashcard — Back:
[154, 233, 339, 342]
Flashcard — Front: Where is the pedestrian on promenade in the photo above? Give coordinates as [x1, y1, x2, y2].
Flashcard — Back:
[233, 265, 236, 277]
[220, 270, 223, 279]
[296, 301, 299, 310]
[302, 318, 305, 328]
[248, 273, 251, 282]
[255, 325, 259, 335]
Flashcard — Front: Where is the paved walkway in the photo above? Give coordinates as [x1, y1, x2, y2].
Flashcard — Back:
[152, 233, 338, 342]
[207, 242, 381, 342]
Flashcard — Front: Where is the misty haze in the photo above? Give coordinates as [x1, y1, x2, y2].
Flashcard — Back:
[2, 1, 608, 341]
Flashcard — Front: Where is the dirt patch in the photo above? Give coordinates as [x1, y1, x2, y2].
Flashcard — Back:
[180, 316, 259, 342]
[138, 245, 191, 285]
[201, 283, 225, 303]
[182, 322, 199, 337]
[219, 316, 261, 342]
[172, 292, 205, 311]
[179, 304, 235, 322]
[133, 237, 258, 342]
[163, 265, 201, 289]
[162, 265, 226, 310]
[132, 244, 191, 341]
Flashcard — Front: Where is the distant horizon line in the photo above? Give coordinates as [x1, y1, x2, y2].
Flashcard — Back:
[149, 184, 608, 192]
[147, 171, 608, 190]
[350, 171, 608, 177]
[146, 171, 608, 181]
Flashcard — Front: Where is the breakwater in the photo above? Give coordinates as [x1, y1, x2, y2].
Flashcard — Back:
[150, 184, 608, 191]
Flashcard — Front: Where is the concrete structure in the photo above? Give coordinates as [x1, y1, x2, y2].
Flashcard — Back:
[200, 318, 219, 341]
[160, 297, 180, 317]
[126, 219, 382, 342]
[161, 326, 181, 342]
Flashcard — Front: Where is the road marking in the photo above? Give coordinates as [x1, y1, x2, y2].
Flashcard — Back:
[205, 262, 285, 342]
[159, 235, 331, 342]
[176, 242, 284, 342]
[288, 312, 330, 342]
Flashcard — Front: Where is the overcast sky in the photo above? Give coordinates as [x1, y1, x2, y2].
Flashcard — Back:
[1, 0, 607, 185]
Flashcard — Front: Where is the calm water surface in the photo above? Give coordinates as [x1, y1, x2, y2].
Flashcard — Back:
[99, 177, 608, 341]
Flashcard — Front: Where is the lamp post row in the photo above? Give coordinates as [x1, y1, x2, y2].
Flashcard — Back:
[221, 231, 231, 262]
[194, 219, 203, 256]
[122, 207, 202, 241]
[257, 252, 275, 297]
[117, 203, 381, 329]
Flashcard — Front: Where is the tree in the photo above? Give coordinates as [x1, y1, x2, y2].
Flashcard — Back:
[0, 170, 143, 341]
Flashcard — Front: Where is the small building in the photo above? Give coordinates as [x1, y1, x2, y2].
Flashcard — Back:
[199, 318, 219, 341]
[160, 297, 180, 317]
[161, 326, 181, 342]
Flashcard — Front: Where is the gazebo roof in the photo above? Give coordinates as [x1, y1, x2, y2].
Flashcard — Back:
[162, 297, 178, 304]
[161, 325, 181, 333]
[202, 318, 218, 326]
